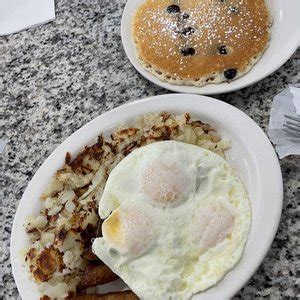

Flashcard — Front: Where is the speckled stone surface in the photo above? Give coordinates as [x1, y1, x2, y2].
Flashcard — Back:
[0, 1, 299, 299]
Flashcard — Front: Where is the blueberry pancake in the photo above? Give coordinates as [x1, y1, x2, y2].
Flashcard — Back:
[132, 0, 272, 86]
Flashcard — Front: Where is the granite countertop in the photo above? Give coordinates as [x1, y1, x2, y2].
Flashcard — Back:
[0, 0, 299, 299]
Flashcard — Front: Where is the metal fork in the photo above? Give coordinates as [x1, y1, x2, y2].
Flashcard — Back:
[283, 114, 300, 138]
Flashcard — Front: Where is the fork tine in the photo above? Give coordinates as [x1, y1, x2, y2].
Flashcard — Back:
[284, 123, 300, 132]
[284, 114, 300, 122]
[287, 138, 300, 142]
[283, 128, 300, 137]
[286, 120, 300, 128]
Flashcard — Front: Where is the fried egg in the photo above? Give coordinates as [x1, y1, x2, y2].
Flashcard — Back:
[93, 141, 251, 299]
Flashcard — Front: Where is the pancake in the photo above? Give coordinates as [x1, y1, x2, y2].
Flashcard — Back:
[132, 0, 272, 86]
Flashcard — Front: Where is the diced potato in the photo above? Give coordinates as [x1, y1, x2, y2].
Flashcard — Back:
[58, 189, 76, 205]
[65, 199, 76, 214]
[25, 215, 47, 232]
[40, 232, 55, 247]
[48, 205, 63, 216]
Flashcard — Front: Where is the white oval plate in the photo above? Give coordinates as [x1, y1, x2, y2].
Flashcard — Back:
[121, 0, 300, 94]
[11, 94, 283, 299]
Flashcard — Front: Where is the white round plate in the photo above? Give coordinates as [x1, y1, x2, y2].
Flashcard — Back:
[121, 0, 300, 94]
[11, 94, 283, 299]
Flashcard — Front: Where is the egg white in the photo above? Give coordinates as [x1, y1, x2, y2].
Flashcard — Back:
[93, 141, 251, 300]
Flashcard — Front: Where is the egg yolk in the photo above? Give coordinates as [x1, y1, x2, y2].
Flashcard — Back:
[102, 207, 155, 257]
[140, 161, 189, 207]
[102, 209, 125, 251]
[194, 205, 234, 251]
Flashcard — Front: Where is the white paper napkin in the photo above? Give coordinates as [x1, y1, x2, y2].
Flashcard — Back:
[0, 0, 55, 36]
[268, 86, 300, 159]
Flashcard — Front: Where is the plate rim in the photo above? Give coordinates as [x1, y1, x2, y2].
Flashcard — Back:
[121, 0, 300, 95]
[11, 94, 283, 299]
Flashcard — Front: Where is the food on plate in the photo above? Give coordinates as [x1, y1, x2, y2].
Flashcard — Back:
[132, 0, 272, 86]
[69, 291, 139, 300]
[24, 112, 229, 299]
[78, 264, 118, 290]
[92, 141, 251, 299]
